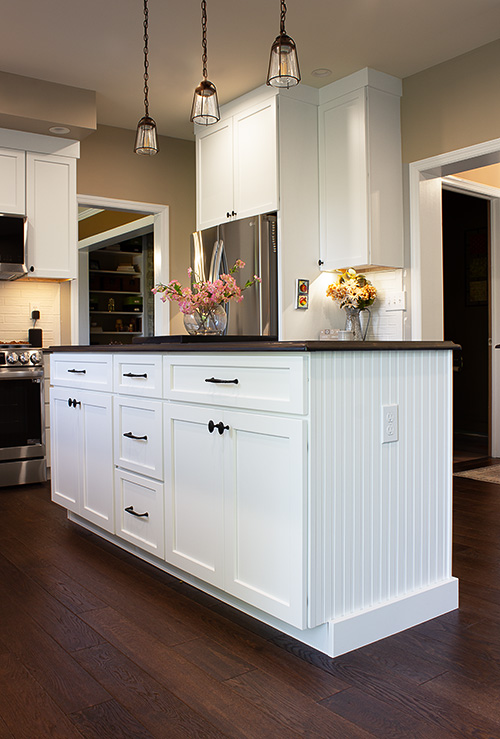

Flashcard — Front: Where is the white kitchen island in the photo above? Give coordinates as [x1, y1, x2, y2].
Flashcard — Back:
[49, 340, 458, 658]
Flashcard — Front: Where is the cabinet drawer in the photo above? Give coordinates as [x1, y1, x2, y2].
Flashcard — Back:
[114, 396, 163, 480]
[114, 354, 162, 397]
[163, 354, 307, 414]
[114, 469, 164, 558]
[50, 353, 112, 391]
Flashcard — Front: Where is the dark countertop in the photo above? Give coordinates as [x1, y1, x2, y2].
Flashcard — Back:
[48, 340, 460, 353]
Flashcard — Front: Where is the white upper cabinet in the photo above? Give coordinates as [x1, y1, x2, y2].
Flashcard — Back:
[196, 95, 279, 230]
[26, 151, 77, 279]
[0, 148, 25, 214]
[318, 70, 404, 271]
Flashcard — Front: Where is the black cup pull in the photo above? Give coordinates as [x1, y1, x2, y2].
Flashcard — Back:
[125, 505, 149, 518]
[68, 368, 86, 374]
[123, 431, 148, 441]
[205, 377, 239, 385]
[208, 420, 229, 435]
[123, 372, 148, 378]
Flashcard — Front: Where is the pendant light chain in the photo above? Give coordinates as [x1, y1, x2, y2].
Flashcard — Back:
[134, 0, 158, 154]
[201, 0, 208, 80]
[142, 0, 150, 116]
[280, 0, 287, 34]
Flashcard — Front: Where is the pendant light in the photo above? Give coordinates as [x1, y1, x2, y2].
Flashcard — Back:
[266, 0, 301, 89]
[190, 0, 220, 126]
[134, 0, 159, 155]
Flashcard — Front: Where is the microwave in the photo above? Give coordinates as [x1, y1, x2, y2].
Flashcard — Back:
[0, 214, 28, 280]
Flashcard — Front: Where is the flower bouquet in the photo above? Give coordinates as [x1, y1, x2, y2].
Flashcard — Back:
[326, 268, 377, 340]
[152, 259, 261, 335]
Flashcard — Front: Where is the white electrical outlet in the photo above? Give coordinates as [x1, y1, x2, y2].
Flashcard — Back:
[385, 291, 406, 311]
[382, 404, 399, 443]
[29, 302, 40, 317]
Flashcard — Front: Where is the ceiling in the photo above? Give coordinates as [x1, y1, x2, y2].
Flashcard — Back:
[2, 0, 500, 141]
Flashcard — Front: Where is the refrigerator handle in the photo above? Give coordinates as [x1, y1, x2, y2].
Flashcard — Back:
[208, 240, 221, 282]
[217, 240, 229, 334]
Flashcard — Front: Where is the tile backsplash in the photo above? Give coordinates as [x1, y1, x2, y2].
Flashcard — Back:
[0, 280, 62, 347]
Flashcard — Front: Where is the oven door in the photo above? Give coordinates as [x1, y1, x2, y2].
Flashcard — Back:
[0, 368, 45, 460]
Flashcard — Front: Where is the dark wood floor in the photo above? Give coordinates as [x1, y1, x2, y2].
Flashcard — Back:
[0, 472, 499, 739]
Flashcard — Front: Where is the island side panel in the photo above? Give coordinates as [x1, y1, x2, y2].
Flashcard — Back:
[310, 349, 457, 643]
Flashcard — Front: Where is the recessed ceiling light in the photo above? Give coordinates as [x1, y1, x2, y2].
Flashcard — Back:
[311, 68, 332, 78]
[49, 126, 70, 135]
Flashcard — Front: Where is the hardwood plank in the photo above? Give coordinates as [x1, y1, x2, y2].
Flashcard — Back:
[0, 553, 104, 653]
[225, 669, 372, 738]
[0, 652, 84, 739]
[75, 642, 281, 739]
[0, 590, 109, 714]
[70, 700, 155, 739]
[320, 686, 457, 739]
[173, 637, 256, 681]
[77, 606, 301, 738]
[413, 670, 500, 728]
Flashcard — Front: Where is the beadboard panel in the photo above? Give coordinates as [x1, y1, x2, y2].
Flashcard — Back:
[310, 349, 453, 624]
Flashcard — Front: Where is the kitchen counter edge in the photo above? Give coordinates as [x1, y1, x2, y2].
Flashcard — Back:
[47, 340, 460, 353]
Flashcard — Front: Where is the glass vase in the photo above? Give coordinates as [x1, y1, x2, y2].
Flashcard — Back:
[183, 304, 227, 336]
[344, 306, 365, 341]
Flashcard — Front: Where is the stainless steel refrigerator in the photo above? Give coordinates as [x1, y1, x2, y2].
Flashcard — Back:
[190, 212, 278, 338]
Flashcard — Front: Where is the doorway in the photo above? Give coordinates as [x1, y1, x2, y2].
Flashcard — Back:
[442, 189, 490, 462]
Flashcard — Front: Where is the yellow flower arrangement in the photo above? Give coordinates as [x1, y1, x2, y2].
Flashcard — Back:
[326, 268, 377, 310]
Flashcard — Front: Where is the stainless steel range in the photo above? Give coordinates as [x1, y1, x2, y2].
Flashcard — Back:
[0, 345, 46, 487]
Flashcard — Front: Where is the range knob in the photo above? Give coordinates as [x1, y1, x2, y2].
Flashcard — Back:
[6, 352, 18, 364]
[19, 352, 30, 364]
[30, 352, 42, 365]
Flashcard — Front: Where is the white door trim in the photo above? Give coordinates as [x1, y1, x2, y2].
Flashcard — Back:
[409, 138, 500, 341]
[410, 150, 500, 457]
[72, 195, 169, 343]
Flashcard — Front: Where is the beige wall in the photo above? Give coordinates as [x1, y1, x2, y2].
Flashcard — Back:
[77, 124, 195, 331]
[401, 39, 500, 163]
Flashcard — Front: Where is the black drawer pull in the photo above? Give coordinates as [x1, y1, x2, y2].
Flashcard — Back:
[68, 369, 86, 374]
[208, 420, 229, 435]
[123, 431, 148, 441]
[125, 505, 149, 518]
[67, 398, 81, 408]
[123, 372, 148, 378]
[205, 377, 239, 385]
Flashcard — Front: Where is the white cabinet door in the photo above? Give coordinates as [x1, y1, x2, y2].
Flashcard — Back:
[50, 386, 114, 533]
[195, 95, 279, 230]
[0, 148, 25, 214]
[223, 410, 307, 628]
[196, 118, 233, 230]
[164, 403, 225, 587]
[233, 97, 278, 221]
[26, 152, 77, 279]
[79, 390, 114, 532]
[318, 86, 403, 271]
[50, 386, 81, 514]
[319, 89, 369, 271]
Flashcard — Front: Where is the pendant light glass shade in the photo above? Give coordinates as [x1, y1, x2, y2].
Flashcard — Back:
[134, 115, 159, 155]
[190, 78, 220, 126]
[267, 32, 301, 88]
[191, 0, 220, 126]
[134, 0, 159, 155]
[266, 1, 300, 89]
